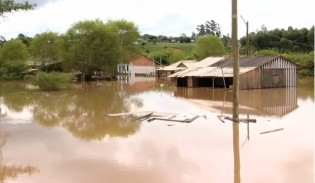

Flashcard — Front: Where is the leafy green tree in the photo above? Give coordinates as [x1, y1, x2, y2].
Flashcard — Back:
[255, 49, 279, 56]
[0, 60, 26, 80]
[0, 39, 30, 62]
[29, 31, 62, 68]
[62, 19, 120, 80]
[196, 20, 221, 37]
[307, 26, 314, 47]
[193, 35, 226, 60]
[107, 19, 141, 63]
[205, 20, 221, 37]
[17, 33, 32, 47]
[168, 49, 187, 64]
[221, 34, 232, 53]
[191, 31, 197, 41]
[240, 26, 314, 54]
[0, 36, 6, 47]
[0, 0, 35, 15]
[196, 24, 206, 36]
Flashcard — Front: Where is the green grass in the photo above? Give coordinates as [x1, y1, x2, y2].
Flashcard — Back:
[138, 42, 195, 55]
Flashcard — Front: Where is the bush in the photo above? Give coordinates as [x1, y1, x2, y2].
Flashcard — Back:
[255, 49, 279, 56]
[26, 71, 75, 91]
[282, 52, 314, 76]
[0, 60, 26, 80]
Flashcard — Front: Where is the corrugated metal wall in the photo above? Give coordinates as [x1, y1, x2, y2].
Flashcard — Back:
[239, 68, 261, 89]
[240, 56, 296, 89]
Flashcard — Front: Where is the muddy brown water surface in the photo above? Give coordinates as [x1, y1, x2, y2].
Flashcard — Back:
[0, 77, 313, 183]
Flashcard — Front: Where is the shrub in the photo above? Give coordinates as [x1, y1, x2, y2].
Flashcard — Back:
[255, 49, 279, 56]
[26, 71, 75, 91]
[0, 60, 26, 80]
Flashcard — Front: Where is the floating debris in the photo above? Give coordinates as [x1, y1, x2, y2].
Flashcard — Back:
[107, 111, 205, 123]
[260, 128, 284, 134]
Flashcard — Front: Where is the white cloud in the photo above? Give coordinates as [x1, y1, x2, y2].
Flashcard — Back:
[0, 0, 314, 39]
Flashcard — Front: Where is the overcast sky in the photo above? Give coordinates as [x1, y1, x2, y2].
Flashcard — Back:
[0, 0, 314, 39]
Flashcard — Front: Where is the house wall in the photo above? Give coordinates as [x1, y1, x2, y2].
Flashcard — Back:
[260, 56, 296, 88]
[130, 66, 155, 75]
[239, 68, 261, 89]
[240, 57, 296, 89]
[117, 64, 130, 74]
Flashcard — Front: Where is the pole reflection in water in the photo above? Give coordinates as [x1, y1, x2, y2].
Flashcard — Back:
[0, 131, 39, 181]
[233, 122, 241, 183]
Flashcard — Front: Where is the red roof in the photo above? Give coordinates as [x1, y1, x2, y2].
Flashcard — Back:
[130, 55, 155, 66]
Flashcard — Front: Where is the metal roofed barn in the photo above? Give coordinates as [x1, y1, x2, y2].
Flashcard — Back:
[169, 55, 297, 89]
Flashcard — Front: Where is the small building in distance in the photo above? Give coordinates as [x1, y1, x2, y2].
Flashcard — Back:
[169, 55, 297, 89]
[117, 55, 160, 77]
[156, 60, 197, 77]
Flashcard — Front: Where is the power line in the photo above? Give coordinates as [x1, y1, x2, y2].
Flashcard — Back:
[263, 31, 314, 48]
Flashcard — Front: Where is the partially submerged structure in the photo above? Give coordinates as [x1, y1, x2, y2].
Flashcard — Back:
[156, 57, 226, 77]
[117, 55, 159, 76]
[156, 60, 197, 77]
[169, 56, 297, 89]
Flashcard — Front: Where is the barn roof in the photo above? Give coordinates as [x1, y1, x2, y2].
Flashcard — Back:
[194, 56, 226, 67]
[130, 55, 157, 66]
[169, 55, 294, 78]
[210, 55, 287, 68]
[168, 66, 255, 78]
[156, 60, 197, 71]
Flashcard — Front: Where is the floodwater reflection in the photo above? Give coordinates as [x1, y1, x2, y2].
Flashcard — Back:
[0, 77, 313, 183]
[174, 87, 298, 117]
[0, 131, 39, 181]
[31, 84, 144, 140]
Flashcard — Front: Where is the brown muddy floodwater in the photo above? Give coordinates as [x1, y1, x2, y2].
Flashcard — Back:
[0, 77, 313, 183]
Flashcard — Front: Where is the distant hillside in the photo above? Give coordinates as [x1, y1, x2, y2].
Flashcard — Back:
[137, 43, 196, 64]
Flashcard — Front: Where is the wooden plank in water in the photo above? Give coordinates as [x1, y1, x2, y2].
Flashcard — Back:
[223, 116, 256, 123]
[148, 115, 200, 123]
[106, 111, 154, 117]
[260, 128, 284, 134]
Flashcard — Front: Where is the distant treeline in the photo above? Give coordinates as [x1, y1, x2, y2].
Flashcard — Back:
[140, 25, 314, 55]
[239, 25, 314, 54]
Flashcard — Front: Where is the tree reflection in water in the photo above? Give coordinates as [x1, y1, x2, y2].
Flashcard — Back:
[0, 132, 39, 182]
[31, 84, 143, 140]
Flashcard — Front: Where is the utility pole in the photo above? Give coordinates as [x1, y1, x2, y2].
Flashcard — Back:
[232, 0, 240, 183]
[241, 15, 249, 56]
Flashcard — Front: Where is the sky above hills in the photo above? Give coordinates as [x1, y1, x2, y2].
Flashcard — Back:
[1, 0, 314, 39]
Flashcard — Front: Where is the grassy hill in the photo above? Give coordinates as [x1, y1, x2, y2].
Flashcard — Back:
[137, 42, 196, 64]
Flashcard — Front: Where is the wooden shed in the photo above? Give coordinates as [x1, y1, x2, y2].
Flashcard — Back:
[169, 56, 297, 89]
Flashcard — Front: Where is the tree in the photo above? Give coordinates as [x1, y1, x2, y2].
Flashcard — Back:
[17, 33, 32, 47]
[196, 20, 222, 37]
[0, 39, 30, 62]
[205, 20, 221, 37]
[191, 32, 197, 41]
[221, 34, 232, 53]
[62, 19, 120, 80]
[0, 36, 6, 47]
[196, 24, 206, 36]
[0, 39, 30, 79]
[168, 49, 186, 64]
[193, 35, 226, 60]
[0, 0, 35, 15]
[307, 26, 314, 47]
[29, 32, 62, 68]
[107, 19, 141, 63]
[179, 33, 191, 43]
